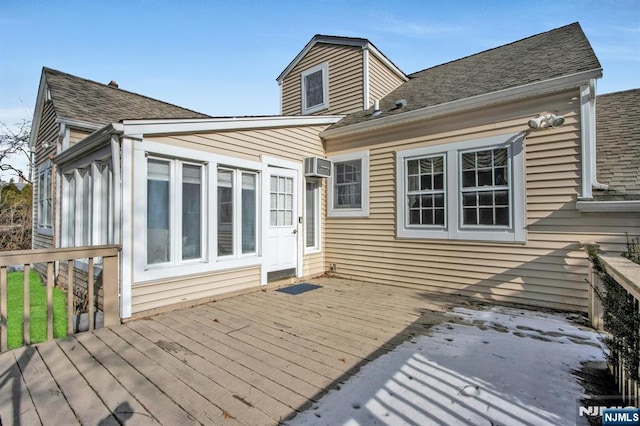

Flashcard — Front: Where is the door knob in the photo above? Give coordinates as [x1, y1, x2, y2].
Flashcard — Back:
[292, 229, 297, 234]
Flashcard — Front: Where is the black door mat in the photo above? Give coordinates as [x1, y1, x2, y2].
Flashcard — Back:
[276, 283, 322, 295]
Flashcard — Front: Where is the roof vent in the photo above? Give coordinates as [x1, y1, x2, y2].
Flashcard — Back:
[108, 80, 119, 88]
[395, 99, 407, 109]
[372, 99, 381, 117]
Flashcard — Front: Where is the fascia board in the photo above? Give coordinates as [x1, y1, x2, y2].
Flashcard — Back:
[29, 72, 47, 149]
[576, 200, 640, 212]
[56, 118, 103, 132]
[55, 123, 123, 165]
[322, 69, 603, 139]
[365, 44, 408, 82]
[121, 115, 343, 137]
[277, 36, 368, 83]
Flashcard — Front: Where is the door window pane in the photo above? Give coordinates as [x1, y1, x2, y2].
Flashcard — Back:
[182, 164, 202, 260]
[270, 176, 294, 226]
[147, 159, 170, 264]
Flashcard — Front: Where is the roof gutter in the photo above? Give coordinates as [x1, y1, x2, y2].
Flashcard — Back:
[120, 115, 343, 137]
[321, 68, 602, 140]
[576, 200, 640, 213]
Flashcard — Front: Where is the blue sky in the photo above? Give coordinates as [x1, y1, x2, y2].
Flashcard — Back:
[1, 0, 639, 125]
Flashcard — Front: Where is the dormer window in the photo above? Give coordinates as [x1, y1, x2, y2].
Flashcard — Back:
[301, 62, 328, 114]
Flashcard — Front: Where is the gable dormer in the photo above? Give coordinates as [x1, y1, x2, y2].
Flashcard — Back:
[277, 35, 407, 116]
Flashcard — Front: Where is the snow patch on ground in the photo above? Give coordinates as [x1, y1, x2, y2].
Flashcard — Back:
[287, 305, 606, 426]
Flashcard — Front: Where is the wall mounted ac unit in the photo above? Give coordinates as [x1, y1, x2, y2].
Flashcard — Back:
[304, 157, 332, 177]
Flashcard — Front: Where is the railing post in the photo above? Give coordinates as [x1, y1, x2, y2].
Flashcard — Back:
[23, 264, 30, 345]
[67, 260, 74, 335]
[0, 266, 7, 352]
[102, 254, 119, 327]
[46, 262, 54, 341]
[88, 258, 94, 331]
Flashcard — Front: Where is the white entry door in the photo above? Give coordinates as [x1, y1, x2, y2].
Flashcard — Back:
[267, 167, 298, 274]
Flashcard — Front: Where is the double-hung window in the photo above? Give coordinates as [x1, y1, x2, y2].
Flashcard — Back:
[328, 150, 369, 217]
[146, 158, 206, 266]
[217, 168, 258, 258]
[301, 62, 329, 114]
[396, 133, 525, 242]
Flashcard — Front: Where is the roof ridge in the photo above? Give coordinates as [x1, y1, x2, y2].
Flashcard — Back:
[42, 67, 210, 118]
[408, 22, 582, 77]
[597, 88, 640, 98]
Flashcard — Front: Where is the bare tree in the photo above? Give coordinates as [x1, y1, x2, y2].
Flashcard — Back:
[0, 118, 32, 184]
[0, 182, 32, 250]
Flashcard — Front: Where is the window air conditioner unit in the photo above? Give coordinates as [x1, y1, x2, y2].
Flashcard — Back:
[304, 157, 332, 178]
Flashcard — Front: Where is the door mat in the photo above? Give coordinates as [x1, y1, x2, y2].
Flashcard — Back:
[276, 283, 323, 295]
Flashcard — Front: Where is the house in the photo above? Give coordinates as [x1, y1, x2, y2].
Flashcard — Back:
[28, 22, 639, 320]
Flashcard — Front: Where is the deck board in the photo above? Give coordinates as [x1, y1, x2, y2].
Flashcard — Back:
[37, 341, 117, 425]
[0, 278, 455, 425]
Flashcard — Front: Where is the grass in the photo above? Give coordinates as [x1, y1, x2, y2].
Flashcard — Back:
[6, 270, 67, 349]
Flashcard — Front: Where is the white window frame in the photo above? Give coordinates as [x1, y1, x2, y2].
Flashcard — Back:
[304, 178, 321, 253]
[396, 133, 526, 243]
[328, 150, 369, 218]
[301, 62, 329, 114]
[216, 167, 259, 260]
[145, 156, 207, 269]
[134, 141, 263, 282]
[36, 161, 53, 235]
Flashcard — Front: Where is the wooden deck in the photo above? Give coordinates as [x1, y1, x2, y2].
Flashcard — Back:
[0, 278, 458, 425]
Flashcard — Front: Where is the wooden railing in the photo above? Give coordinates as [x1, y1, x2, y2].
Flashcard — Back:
[0, 245, 120, 352]
[587, 251, 640, 405]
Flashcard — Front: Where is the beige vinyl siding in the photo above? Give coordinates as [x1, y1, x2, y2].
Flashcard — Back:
[33, 100, 58, 251]
[69, 128, 92, 147]
[135, 124, 330, 314]
[368, 53, 405, 108]
[132, 266, 260, 313]
[281, 44, 363, 116]
[324, 89, 640, 312]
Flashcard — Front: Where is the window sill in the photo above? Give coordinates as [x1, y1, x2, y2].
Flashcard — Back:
[302, 104, 328, 115]
[304, 248, 322, 255]
[328, 208, 369, 218]
[137, 256, 261, 282]
[397, 227, 526, 244]
[36, 227, 53, 236]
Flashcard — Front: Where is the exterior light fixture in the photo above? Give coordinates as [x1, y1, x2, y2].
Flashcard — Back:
[528, 113, 565, 129]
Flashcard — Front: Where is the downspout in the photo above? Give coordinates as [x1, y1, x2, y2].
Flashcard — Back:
[363, 46, 370, 109]
[580, 79, 608, 200]
[589, 79, 609, 191]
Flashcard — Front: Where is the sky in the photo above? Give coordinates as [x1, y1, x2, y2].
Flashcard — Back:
[0, 0, 639, 175]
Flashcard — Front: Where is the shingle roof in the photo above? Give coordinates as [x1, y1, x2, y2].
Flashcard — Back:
[594, 89, 640, 200]
[331, 22, 601, 129]
[43, 67, 210, 125]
